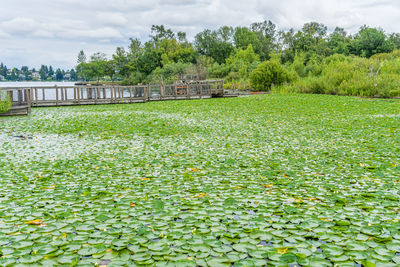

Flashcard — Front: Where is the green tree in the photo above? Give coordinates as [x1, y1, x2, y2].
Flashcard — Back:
[39, 65, 48, 80]
[48, 66, 54, 77]
[77, 50, 86, 64]
[279, 28, 296, 63]
[150, 25, 175, 46]
[225, 44, 260, 81]
[112, 47, 130, 79]
[55, 68, 63, 81]
[250, 20, 277, 60]
[389, 33, 400, 49]
[233, 27, 262, 54]
[69, 69, 78, 81]
[350, 26, 394, 58]
[89, 52, 108, 82]
[194, 28, 234, 64]
[328, 27, 351, 55]
[136, 45, 162, 76]
[295, 22, 330, 56]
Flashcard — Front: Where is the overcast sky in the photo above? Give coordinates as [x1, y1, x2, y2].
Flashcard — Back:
[0, 0, 399, 69]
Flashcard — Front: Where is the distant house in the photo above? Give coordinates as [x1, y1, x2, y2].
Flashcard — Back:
[0, 75, 4, 80]
[64, 73, 71, 80]
[32, 72, 40, 79]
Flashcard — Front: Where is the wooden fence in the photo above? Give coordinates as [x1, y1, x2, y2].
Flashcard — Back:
[0, 80, 224, 116]
[0, 88, 31, 116]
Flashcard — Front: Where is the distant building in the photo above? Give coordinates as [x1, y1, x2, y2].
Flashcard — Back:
[64, 73, 71, 80]
[0, 75, 4, 80]
[32, 72, 40, 79]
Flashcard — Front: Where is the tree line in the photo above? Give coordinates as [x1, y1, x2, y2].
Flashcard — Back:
[76, 21, 400, 92]
[0, 63, 77, 82]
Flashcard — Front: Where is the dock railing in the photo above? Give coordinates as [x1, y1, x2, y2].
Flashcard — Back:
[0, 87, 31, 116]
[0, 80, 225, 115]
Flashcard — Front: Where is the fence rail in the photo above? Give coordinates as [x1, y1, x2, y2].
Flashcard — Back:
[0, 80, 225, 116]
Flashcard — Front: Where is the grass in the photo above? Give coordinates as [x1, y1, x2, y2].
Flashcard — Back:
[0, 94, 399, 266]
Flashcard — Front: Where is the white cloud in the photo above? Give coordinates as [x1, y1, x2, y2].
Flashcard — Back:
[0, 0, 400, 69]
[95, 12, 128, 27]
[61, 27, 123, 39]
[1, 17, 38, 34]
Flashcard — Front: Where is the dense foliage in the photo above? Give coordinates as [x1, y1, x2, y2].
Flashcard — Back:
[275, 51, 400, 97]
[0, 92, 11, 113]
[75, 22, 400, 97]
[249, 60, 295, 91]
[0, 94, 399, 265]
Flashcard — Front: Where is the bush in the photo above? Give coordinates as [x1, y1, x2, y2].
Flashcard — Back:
[0, 93, 12, 114]
[249, 60, 296, 91]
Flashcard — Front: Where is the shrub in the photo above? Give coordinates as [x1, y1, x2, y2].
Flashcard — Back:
[0, 92, 12, 114]
[250, 60, 296, 91]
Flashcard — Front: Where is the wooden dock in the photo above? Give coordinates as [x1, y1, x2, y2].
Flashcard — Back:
[0, 80, 226, 116]
[0, 87, 31, 116]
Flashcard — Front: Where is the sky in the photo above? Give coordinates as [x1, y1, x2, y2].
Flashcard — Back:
[0, 0, 399, 70]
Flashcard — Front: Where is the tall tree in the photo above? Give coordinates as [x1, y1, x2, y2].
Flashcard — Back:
[39, 65, 48, 80]
[55, 68, 64, 81]
[77, 50, 86, 64]
[250, 20, 277, 60]
[194, 27, 234, 64]
[328, 27, 351, 55]
[350, 26, 394, 57]
[233, 27, 262, 54]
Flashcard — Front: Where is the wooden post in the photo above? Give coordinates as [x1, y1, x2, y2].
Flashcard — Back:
[26, 89, 31, 113]
[35, 88, 38, 106]
[18, 90, 22, 105]
[56, 87, 59, 106]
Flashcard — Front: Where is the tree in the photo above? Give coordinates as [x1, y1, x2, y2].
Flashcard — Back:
[328, 27, 351, 55]
[77, 50, 86, 64]
[233, 27, 262, 54]
[69, 69, 78, 81]
[279, 28, 296, 63]
[294, 22, 330, 56]
[225, 44, 260, 81]
[55, 68, 63, 81]
[350, 26, 394, 57]
[136, 47, 162, 75]
[89, 52, 108, 82]
[105, 60, 116, 81]
[250, 20, 277, 60]
[177, 32, 187, 43]
[39, 65, 48, 80]
[48, 66, 54, 77]
[389, 33, 400, 49]
[194, 28, 234, 64]
[112, 47, 130, 79]
[150, 25, 175, 45]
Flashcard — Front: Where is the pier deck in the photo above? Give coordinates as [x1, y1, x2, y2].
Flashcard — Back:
[0, 80, 227, 116]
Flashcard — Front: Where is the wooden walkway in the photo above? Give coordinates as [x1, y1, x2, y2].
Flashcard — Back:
[0, 80, 226, 116]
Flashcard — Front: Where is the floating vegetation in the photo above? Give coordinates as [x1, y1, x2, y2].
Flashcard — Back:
[0, 94, 399, 266]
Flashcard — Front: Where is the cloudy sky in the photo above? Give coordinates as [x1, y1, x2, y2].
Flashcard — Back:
[0, 0, 399, 69]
